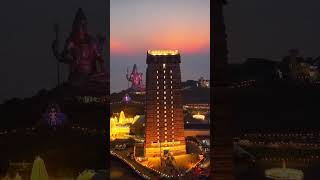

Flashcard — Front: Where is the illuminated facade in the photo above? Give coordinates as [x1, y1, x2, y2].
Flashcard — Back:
[117, 111, 140, 124]
[145, 50, 186, 157]
[30, 156, 49, 180]
[110, 117, 130, 139]
[265, 161, 303, 180]
[192, 112, 205, 120]
[110, 111, 140, 139]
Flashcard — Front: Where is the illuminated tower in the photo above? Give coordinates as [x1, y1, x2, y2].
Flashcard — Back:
[145, 50, 186, 157]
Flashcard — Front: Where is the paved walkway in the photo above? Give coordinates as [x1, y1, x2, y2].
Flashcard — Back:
[111, 150, 160, 179]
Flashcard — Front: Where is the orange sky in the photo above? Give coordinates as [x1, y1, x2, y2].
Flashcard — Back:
[110, 29, 210, 54]
[110, 0, 210, 55]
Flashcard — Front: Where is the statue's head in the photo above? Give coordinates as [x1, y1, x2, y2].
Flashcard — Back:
[72, 8, 88, 38]
[50, 107, 56, 114]
[47, 103, 60, 114]
[133, 64, 137, 73]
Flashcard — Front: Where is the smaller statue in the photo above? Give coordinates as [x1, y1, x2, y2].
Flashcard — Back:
[281, 49, 305, 80]
[122, 93, 132, 103]
[126, 64, 145, 91]
[42, 103, 66, 129]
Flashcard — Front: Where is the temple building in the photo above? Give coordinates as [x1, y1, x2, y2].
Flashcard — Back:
[144, 50, 186, 157]
[110, 116, 130, 140]
[110, 111, 140, 140]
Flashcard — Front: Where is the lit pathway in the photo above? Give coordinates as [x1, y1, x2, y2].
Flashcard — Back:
[110, 150, 158, 179]
[110, 139, 206, 179]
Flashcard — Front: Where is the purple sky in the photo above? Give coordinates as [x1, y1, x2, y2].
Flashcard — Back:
[110, 0, 210, 92]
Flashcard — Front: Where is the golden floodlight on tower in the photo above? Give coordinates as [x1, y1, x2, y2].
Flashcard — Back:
[147, 50, 179, 56]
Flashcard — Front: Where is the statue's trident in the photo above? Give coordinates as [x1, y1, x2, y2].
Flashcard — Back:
[126, 67, 130, 88]
[52, 23, 60, 86]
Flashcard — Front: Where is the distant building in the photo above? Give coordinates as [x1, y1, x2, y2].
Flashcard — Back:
[276, 69, 283, 79]
[144, 50, 186, 157]
[243, 58, 278, 80]
[281, 49, 310, 81]
[197, 77, 210, 88]
[181, 80, 197, 89]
